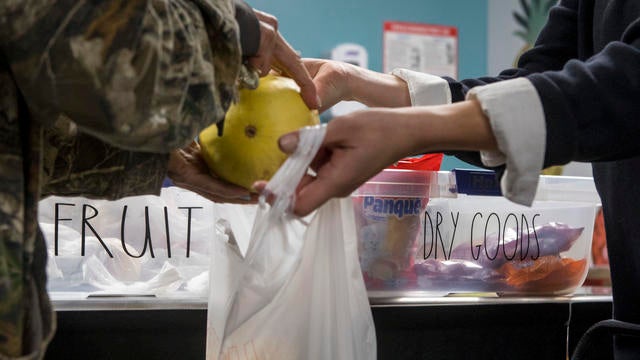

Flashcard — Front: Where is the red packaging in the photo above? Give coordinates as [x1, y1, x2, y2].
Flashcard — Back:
[388, 153, 444, 171]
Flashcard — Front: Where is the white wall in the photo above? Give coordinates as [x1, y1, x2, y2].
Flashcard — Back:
[487, 0, 525, 76]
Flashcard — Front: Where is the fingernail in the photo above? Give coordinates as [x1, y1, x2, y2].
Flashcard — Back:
[279, 133, 299, 153]
[316, 95, 322, 108]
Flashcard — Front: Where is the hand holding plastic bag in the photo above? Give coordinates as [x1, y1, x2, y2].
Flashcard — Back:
[207, 125, 376, 360]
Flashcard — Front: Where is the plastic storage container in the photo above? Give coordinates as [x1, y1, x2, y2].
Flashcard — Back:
[418, 196, 596, 295]
[352, 169, 600, 296]
[352, 169, 435, 290]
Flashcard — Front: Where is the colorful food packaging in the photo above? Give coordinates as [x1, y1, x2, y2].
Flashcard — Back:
[352, 164, 438, 290]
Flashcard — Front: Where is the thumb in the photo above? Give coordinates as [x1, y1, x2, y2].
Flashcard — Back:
[278, 131, 299, 154]
[312, 73, 341, 113]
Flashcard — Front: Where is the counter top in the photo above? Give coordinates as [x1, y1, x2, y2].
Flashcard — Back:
[50, 286, 612, 312]
[368, 286, 612, 306]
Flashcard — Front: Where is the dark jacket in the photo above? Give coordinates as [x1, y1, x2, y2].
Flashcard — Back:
[447, 1, 640, 358]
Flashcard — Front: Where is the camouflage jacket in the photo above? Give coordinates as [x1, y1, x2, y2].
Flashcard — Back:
[0, 0, 257, 358]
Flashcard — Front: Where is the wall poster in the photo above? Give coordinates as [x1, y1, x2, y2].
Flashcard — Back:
[383, 21, 458, 78]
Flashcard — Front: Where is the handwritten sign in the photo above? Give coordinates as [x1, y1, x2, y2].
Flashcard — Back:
[37, 188, 221, 293]
[52, 202, 205, 258]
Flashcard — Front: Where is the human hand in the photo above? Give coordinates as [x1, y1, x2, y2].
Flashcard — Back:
[253, 108, 418, 216]
[252, 100, 497, 216]
[303, 58, 412, 112]
[301, 58, 355, 113]
[248, 10, 319, 110]
[167, 141, 258, 204]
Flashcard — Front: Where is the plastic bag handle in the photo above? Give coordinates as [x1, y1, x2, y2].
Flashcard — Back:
[261, 124, 327, 214]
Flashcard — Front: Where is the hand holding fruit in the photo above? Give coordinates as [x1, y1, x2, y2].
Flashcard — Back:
[302, 58, 411, 112]
[301, 58, 355, 113]
[167, 141, 258, 204]
[249, 10, 319, 110]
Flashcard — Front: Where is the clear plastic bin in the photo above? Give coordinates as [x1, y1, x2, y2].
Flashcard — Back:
[352, 169, 434, 290]
[352, 169, 600, 295]
[417, 196, 597, 295]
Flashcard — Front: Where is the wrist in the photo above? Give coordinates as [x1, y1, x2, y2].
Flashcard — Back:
[344, 63, 363, 102]
[349, 67, 410, 107]
[450, 100, 498, 151]
[403, 100, 497, 155]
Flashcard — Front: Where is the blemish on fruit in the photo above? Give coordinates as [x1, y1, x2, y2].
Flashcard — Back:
[245, 125, 257, 138]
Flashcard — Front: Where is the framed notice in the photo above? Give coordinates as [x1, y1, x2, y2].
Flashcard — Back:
[383, 21, 458, 78]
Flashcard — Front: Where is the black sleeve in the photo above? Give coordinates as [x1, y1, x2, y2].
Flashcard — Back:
[234, 0, 260, 58]
[527, 19, 640, 166]
[445, 0, 581, 168]
[446, 0, 640, 168]
[445, 0, 580, 102]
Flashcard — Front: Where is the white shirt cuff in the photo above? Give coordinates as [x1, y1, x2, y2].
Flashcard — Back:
[391, 68, 452, 106]
[466, 78, 546, 206]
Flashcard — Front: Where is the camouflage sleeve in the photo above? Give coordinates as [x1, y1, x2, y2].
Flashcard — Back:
[1, 0, 251, 153]
[41, 115, 169, 199]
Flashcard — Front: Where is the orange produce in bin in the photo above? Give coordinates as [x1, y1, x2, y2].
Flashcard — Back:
[500, 256, 588, 292]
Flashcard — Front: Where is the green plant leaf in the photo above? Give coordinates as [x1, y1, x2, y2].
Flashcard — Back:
[513, 30, 529, 42]
[533, 0, 541, 12]
[519, 0, 531, 17]
[513, 0, 557, 43]
[513, 12, 529, 30]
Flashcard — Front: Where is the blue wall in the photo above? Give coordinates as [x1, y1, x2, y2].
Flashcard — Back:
[250, 0, 487, 169]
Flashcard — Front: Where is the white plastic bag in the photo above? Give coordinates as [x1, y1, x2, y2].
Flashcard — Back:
[207, 125, 377, 360]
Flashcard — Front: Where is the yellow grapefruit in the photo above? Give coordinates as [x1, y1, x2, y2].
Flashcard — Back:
[199, 74, 319, 190]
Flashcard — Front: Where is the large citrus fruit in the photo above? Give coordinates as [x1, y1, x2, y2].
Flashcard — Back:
[199, 74, 319, 190]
